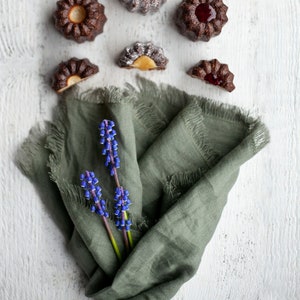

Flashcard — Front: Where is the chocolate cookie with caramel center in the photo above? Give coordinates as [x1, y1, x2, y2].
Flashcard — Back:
[52, 57, 99, 93]
[118, 42, 168, 71]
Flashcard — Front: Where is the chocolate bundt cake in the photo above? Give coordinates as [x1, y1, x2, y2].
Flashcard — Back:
[176, 0, 228, 41]
[53, 0, 107, 43]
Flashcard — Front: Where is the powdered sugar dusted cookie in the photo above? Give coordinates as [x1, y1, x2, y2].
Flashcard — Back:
[118, 42, 168, 71]
[120, 0, 166, 15]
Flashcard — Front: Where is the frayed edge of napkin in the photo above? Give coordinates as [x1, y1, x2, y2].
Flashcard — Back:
[15, 122, 51, 178]
[132, 77, 270, 154]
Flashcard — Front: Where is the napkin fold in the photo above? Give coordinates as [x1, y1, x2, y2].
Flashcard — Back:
[17, 78, 269, 300]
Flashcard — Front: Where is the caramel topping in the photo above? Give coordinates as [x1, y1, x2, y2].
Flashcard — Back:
[57, 75, 83, 93]
[67, 75, 82, 86]
[68, 5, 86, 24]
[132, 55, 157, 71]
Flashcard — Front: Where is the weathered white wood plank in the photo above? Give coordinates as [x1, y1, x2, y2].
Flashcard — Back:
[0, 0, 299, 299]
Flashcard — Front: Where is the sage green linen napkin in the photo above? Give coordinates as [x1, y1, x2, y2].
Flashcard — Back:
[17, 78, 269, 300]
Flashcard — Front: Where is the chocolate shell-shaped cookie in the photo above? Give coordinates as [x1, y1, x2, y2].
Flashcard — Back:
[52, 58, 99, 93]
[53, 0, 107, 43]
[188, 59, 235, 92]
[176, 0, 228, 42]
[118, 42, 168, 71]
[120, 0, 167, 15]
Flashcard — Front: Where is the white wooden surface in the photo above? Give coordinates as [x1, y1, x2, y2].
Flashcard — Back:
[0, 0, 299, 299]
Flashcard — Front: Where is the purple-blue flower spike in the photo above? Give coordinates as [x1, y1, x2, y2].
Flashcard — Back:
[114, 187, 132, 232]
[99, 120, 121, 184]
[114, 187, 132, 251]
[80, 171, 109, 218]
[79, 171, 122, 262]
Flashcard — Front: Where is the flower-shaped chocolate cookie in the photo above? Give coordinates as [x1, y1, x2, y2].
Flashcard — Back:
[53, 0, 107, 43]
[188, 59, 235, 92]
[118, 42, 168, 71]
[52, 58, 99, 93]
[176, 0, 228, 41]
[120, 0, 167, 15]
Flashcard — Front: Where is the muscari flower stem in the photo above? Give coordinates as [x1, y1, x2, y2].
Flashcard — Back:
[124, 211, 134, 248]
[90, 189, 122, 263]
[122, 211, 130, 252]
[81, 171, 122, 263]
[102, 217, 122, 262]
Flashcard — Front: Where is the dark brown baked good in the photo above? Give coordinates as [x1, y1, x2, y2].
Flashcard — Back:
[176, 0, 228, 42]
[52, 58, 99, 93]
[53, 0, 107, 43]
[120, 0, 167, 15]
[118, 42, 168, 71]
[187, 59, 235, 92]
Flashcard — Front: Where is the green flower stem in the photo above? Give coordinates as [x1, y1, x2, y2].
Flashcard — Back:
[121, 212, 130, 253]
[91, 188, 122, 262]
[124, 211, 134, 249]
[102, 216, 122, 262]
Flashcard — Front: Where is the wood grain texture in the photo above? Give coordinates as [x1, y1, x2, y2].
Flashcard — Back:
[0, 0, 299, 299]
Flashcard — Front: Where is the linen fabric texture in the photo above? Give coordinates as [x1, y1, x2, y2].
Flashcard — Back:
[17, 78, 269, 300]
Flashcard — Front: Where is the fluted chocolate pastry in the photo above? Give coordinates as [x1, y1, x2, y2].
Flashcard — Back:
[120, 0, 166, 15]
[118, 42, 168, 71]
[53, 0, 107, 43]
[176, 0, 228, 42]
[188, 59, 235, 92]
[52, 58, 99, 93]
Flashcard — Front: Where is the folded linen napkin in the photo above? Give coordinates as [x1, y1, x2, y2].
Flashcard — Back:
[17, 78, 269, 300]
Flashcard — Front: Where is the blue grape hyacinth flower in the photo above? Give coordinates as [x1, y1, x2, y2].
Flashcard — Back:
[98, 120, 120, 177]
[114, 187, 132, 232]
[80, 170, 109, 218]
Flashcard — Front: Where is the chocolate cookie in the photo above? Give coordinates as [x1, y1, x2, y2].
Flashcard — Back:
[52, 58, 99, 93]
[118, 42, 168, 71]
[120, 0, 166, 15]
[188, 59, 235, 92]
